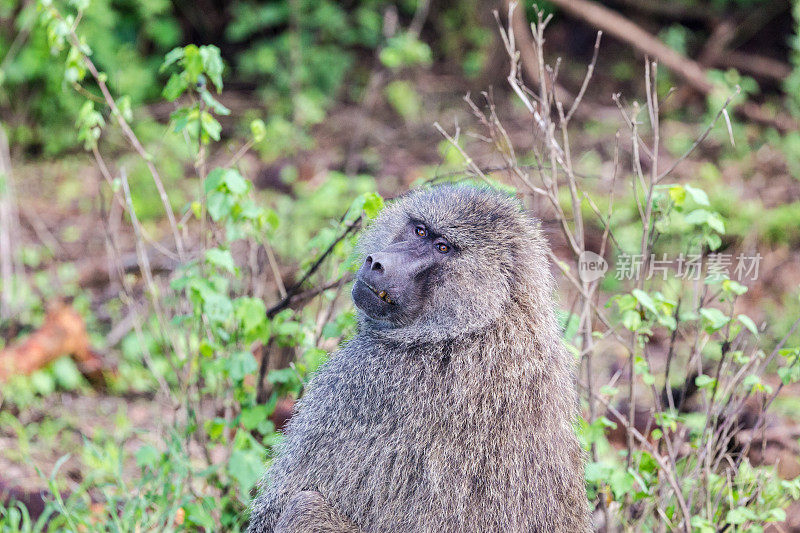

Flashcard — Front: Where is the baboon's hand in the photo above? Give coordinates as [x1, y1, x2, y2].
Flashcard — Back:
[275, 491, 360, 533]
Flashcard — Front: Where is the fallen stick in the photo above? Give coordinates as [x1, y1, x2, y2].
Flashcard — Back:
[718, 51, 792, 83]
[548, 0, 712, 91]
[545, 0, 798, 132]
[0, 301, 106, 384]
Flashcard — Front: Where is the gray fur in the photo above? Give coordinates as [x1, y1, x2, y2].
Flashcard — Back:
[248, 185, 591, 532]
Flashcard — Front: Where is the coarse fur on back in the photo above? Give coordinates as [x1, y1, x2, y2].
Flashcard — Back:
[248, 185, 591, 532]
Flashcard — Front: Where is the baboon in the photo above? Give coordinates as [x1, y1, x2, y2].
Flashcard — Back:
[248, 185, 590, 532]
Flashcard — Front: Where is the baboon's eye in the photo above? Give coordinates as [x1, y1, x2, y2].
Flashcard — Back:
[436, 243, 450, 254]
[415, 225, 427, 237]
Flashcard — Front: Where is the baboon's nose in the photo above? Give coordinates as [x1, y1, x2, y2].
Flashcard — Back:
[365, 255, 384, 273]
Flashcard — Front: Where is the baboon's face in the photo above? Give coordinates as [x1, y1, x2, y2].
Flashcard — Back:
[353, 186, 540, 343]
[353, 220, 455, 324]
[353, 186, 541, 341]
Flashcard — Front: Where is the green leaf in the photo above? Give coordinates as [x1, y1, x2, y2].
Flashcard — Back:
[52, 357, 82, 389]
[30, 370, 55, 396]
[321, 322, 342, 339]
[160, 47, 184, 72]
[764, 508, 786, 523]
[204, 167, 225, 193]
[75, 101, 105, 151]
[267, 367, 299, 387]
[250, 119, 267, 142]
[169, 107, 193, 134]
[684, 208, 726, 233]
[621, 310, 641, 331]
[221, 168, 248, 195]
[201, 289, 234, 324]
[742, 374, 764, 392]
[726, 506, 757, 525]
[611, 293, 638, 312]
[191, 200, 203, 220]
[384, 80, 422, 121]
[722, 279, 747, 296]
[235, 297, 269, 342]
[205, 248, 236, 274]
[206, 190, 235, 221]
[632, 289, 658, 316]
[181, 44, 203, 83]
[607, 468, 636, 499]
[668, 185, 686, 206]
[699, 307, 730, 332]
[705, 233, 722, 251]
[737, 314, 759, 336]
[227, 448, 264, 495]
[657, 314, 677, 331]
[706, 212, 726, 234]
[199, 45, 224, 91]
[228, 350, 258, 381]
[778, 365, 800, 385]
[240, 404, 269, 430]
[600, 385, 618, 396]
[695, 374, 716, 389]
[361, 192, 384, 218]
[205, 417, 227, 440]
[200, 111, 221, 142]
[379, 33, 433, 70]
[116, 95, 133, 122]
[690, 515, 716, 533]
[162, 73, 188, 101]
[293, 92, 327, 125]
[201, 89, 231, 115]
[558, 311, 580, 342]
[303, 348, 328, 374]
[683, 208, 709, 225]
[684, 184, 710, 206]
[185, 500, 215, 530]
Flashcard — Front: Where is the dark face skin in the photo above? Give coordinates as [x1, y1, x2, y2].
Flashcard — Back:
[352, 221, 455, 327]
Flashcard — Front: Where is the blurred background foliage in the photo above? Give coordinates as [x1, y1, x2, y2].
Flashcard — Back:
[2, 0, 800, 530]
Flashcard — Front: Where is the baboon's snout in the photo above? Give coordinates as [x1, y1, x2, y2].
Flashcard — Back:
[359, 252, 401, 303]
[363, 252, 400, 276]
[354, 239, 436, 316]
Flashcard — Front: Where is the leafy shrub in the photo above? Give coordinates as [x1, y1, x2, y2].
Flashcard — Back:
[0, 2, 384, 529]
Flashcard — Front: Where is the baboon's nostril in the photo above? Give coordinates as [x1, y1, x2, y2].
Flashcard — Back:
[365, 254, 384, 273]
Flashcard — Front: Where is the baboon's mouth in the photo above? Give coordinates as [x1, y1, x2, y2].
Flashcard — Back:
[365, 282, 395, 304]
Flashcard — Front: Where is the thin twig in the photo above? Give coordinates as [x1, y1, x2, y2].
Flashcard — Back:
[266, 274, 354, 319]
[60, 13, 186, 261]
[656, 86, 741, 182]
[265, 217, 360, 320]
[565, 31, 602, 123]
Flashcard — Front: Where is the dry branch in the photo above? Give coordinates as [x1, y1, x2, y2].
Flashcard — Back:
[77, 249, 178, 288]
[548, 0, 712, 91]
[545, 0, 798, 132]
[717, 52, 792, 83]
[502, 0, 574, 107]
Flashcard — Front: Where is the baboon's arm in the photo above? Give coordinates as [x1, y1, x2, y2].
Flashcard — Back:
[275, 491, 361, 533]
